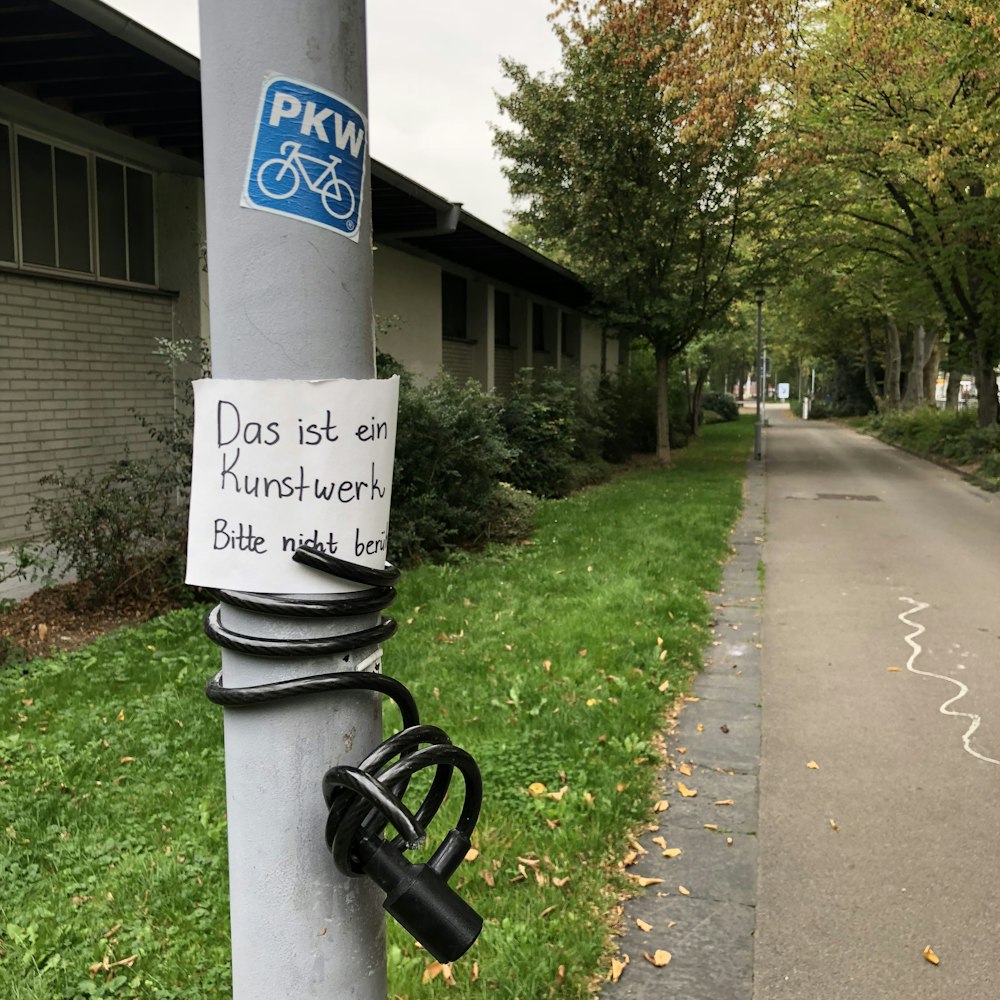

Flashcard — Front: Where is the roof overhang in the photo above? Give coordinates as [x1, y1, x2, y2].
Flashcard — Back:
[1, 0, 590, 308]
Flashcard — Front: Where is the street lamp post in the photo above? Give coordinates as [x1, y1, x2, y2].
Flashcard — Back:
[754, 287, 765, 460]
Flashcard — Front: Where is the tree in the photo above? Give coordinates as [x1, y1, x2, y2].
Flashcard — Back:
[779, 1, 1000, 424]
[591, 0, 1000, 425]
[494, 4, 765, 463]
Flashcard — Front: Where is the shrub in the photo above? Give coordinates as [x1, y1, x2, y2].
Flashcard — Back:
[597, 366, 657, 462]
[499, 368, 579, 498]
[19, 339, 206, 603]
[388, 371, 514, 564]
[700, 390, 739, 422]
[27, 453, 188, 602]
[480, 482, 539, 546]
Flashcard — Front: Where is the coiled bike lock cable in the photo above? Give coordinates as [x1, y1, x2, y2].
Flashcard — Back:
[203, 545, 484, 964]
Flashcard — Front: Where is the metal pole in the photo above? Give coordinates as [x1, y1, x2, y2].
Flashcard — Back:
[754, 288, 764, 460]
[198, 3, 385, 997]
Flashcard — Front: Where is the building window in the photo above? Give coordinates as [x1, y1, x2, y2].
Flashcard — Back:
[0, 125, 13, 263]
[532, 302, 546, 352]
[96, 159, 156, 284]
[0, 122, 156, 286]
[442, 271, 467, 339]
[494, 289, 511, 346]
[17, 135, 91, 273]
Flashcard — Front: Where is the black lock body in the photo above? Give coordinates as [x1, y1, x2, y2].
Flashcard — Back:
[361, 834, 483, 963]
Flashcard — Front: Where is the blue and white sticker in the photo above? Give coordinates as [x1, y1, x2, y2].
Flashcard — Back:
[242, 73, 367, 241]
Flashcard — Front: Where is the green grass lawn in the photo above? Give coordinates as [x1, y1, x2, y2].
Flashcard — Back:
[0, 418, 753, 999]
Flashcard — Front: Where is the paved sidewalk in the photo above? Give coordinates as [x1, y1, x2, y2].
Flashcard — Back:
[600, 459, 766, 999]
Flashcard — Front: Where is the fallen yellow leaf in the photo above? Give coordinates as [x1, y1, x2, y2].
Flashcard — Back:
[830, 818, 840, 832]
[653, 799, 670, 813]
[703, 823, 719, 831]
[528, 782, 547, 797]
[887, 667, 901, 672]
[923, 946, 940, 966]
[677, 782, 698, 798]
[696, 724, 705, 732]
[677, 885, 691, 896]
[663, 848, 682, 858]
[715, 799, 734, 806]
[629, 875, 665, 887]
[609, 955, 629, 982]
[658, 679, 670, 692]
[652, 836, 668, 849]
[635, 918, 653, 933]
[806, 760, 820, 770]
[643, 949, 672, 967]
[678, 763, 693, 777]
[464, 847, 479, 862]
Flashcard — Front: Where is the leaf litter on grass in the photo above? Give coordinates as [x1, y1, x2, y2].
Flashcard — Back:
[2, 420, 755, 999]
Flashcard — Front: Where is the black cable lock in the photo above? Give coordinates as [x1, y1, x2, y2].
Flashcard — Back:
[203, 546, 484, 964]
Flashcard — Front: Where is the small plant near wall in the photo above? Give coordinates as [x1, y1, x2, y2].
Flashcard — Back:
[18, 339, 209, 604]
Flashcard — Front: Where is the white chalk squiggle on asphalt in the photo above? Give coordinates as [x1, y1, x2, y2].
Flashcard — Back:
[898, 597, 1000, 766]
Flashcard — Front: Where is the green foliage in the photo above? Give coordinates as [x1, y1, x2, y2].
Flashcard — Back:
[27, 455, 187, 604]
[18, 339, 207, 604]
[388, 371, 515, 564]
[499, 368, 580, 498]
[701, 390, 740, 423]
[864, 407, 978, 459]
[480, 483, 539, 547]
[862, 407, 1000, 489]
[596, 365, 658, 462]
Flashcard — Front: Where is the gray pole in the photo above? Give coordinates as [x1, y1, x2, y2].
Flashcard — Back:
[754, 288, 764, 460]
[198, 2, 385, 997]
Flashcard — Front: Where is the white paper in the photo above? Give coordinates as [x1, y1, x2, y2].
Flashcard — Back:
[185, 377, 398, 593]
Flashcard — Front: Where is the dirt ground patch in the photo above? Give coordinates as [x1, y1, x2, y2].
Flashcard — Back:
[0, 580, 182, 665]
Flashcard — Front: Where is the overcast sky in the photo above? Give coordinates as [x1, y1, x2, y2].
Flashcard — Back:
[101, 0, 564, 232]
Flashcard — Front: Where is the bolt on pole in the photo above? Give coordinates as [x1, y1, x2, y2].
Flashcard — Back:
[198, 2, 386, 996]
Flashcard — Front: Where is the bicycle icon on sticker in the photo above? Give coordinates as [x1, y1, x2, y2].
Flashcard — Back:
[257, 141, 356, 225]
[243, 74, 367, 241]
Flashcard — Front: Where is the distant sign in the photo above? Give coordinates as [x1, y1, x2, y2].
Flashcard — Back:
[242, 73, 366, 241]
[185, 378, 398, 593]
[778, 382, 790, 400]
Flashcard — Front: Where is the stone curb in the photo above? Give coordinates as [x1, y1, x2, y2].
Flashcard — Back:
[598, 461, 765, 999]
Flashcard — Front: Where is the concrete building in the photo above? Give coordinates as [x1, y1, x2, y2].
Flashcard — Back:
[0, 0, 615, 555]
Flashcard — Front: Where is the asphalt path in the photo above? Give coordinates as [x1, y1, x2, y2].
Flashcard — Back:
[754, 408, 1000, 998]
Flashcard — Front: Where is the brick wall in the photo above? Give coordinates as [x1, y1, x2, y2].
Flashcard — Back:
[0, 271, 176, 545]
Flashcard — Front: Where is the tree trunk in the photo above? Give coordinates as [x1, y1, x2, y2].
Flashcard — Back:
[862, 320, 885, 411]
[655, 343, 672, 466]
[688, 367, 708, 437]
[946, 365, 962, 410]
[973, 337, 1000, 427]
[902, 323, 938, 409]
[923, 339, 940, 405]
[885, 317, 902, 410]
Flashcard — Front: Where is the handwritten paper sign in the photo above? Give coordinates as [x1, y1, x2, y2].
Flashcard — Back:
[185, 377, 398, 593]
